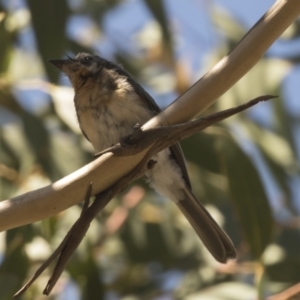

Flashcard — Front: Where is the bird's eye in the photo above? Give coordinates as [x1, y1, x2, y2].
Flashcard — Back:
[80, 56, 94, 66]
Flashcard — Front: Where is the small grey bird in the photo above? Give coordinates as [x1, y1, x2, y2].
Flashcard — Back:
[49, 53, 236, 263]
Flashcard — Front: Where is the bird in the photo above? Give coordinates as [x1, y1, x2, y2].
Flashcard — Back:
[49, 53, 236, 263]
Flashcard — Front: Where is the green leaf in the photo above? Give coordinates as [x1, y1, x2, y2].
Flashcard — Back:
[0, 6, 16, 74]
[0, 227, 32, 299]
[217, 134, 274, 260]
[143, 0, 171, 47]
[181, 133, 221, 174]
[27, 0, 70, 81]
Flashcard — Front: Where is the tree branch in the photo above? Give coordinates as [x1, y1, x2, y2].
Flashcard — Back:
[14, 138, 159, 297]
[13, 95, 275, 297]
[96, 95, 275, 158]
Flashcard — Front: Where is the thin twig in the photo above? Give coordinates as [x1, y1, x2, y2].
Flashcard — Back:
[267, 282, 300, 300]
[14, 147, 157, 297]
[13, 183, 93, 298]
[95, 95, 276, 158]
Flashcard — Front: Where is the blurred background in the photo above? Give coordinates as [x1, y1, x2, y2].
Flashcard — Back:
[0, 0, 300, 299]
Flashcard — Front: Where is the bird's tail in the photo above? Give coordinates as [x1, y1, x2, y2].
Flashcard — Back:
[176, 187, 236, 263]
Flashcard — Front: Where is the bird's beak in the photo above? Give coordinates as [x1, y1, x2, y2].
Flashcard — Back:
[48, 59, 69, 70]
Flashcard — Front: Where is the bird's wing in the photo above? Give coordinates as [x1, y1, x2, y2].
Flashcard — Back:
[130, 79, 192, 189]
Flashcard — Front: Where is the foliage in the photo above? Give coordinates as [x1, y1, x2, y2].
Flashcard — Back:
[0, 0, 300, 299]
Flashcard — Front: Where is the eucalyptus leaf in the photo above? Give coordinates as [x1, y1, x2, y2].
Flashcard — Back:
[217, 134, 274, 260]
[0, 6, 16, 74]
[27, 0, 70, 81]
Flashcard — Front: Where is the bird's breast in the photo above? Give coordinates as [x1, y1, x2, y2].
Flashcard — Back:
[75, 88, 153, 152]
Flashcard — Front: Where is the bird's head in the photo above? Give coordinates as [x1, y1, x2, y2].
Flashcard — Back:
[49, 53, 104, 89]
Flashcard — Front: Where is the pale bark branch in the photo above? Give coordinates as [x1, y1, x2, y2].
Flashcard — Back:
[0, 0, 299, 232]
